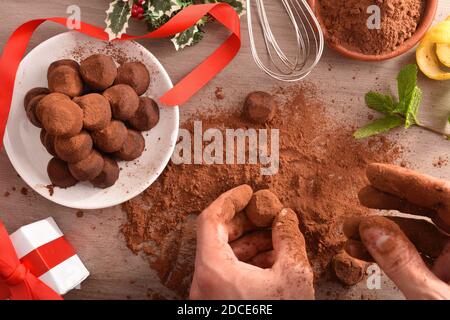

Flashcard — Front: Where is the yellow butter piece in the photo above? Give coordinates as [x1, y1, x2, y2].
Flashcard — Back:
[436, 17, 450, 67]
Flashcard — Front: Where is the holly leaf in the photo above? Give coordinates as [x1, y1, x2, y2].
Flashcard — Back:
[397, 64, 418, 113]
[354, 115, 404, 139]
[105, 0, 132, 40]
[365, 91, 396, 114]
[404, 86, 422, 128]
[171, 25, 203, 50]
[148, 0, 182, 17]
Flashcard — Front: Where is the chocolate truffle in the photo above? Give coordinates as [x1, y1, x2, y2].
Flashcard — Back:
[24, 87, 50, 109]
[114, 129, 145, 161]
[243, 91, 277, 124]
[90, 156, 120, 189]
[103, 84, 139, 121]
[48, 65, 84, 98]
[73, 93, 111, 131]
[40, 129, 57, 156]
[26, 94, 46, 127]
[128, 97, 160, 131]
[115, 62, 150, 95]
[80, 54, 117, 91]
[68, 150, 104, 181]
[40, 98, 83, 137]
[54, 131, 93, 163]
[47, 59, 80, 77]
[91, 120, 127, 153]
[36, 92, 71, 122]
[332, 251, 368, 286]
[245, 189, 283, 227]
[47, 157, 78, 188]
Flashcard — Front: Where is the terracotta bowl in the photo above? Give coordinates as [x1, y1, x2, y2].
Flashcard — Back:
[307, 0, 438, 61]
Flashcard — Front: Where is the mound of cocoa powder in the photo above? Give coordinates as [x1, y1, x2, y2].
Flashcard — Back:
[122, 84, 403, 298]
[318, 0, 425, 55]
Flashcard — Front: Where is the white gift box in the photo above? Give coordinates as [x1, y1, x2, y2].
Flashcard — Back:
[9, 217, 89, 295]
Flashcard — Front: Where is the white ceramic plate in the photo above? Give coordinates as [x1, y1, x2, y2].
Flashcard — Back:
[4, 32, 179, 210]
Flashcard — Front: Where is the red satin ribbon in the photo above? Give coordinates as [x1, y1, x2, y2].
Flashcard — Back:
[0, 3, 241, 147]
[0, 221, 63, 300]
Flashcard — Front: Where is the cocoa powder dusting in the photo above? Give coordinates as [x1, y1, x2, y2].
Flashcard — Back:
[122, 84, 402, 298]
[318, 0, 425, 55]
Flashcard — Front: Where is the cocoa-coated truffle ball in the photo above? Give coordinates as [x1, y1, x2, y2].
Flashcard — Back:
[114, 129, 145, 161]
[103, 84, 139, 121]
[24, 87, 50, 109]
[54, 131, 93, 163]
[332, 251, 367, 286]
[91, 120, 127, 153]
[73, 93, 111, 131]
[90, 156, 120, 189]
[40, 129, 57, 156]
[40, 99, 83, 137]
[26, 94, 46, 127]
[36, 92, 71, 122]
[80, 54, 117, 91]
[115, 62, 150, 95]
[128, 97, 160, 131]
[47, 157, 78, 188]
[243, 91, 277, 124]
[245, 189, 283, 227]
[47, 59, 80, 77]
[68, 150, 104, 181]
[48, 65, 84, 98]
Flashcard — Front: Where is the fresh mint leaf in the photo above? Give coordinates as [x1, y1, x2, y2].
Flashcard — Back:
[397, 64, 418, 113]
[354, 115, 404, 139]
[365, 92, 395, 114]
[404, 86, 422, 128]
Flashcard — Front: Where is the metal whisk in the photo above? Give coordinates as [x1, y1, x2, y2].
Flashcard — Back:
[247, 0, 324, 81]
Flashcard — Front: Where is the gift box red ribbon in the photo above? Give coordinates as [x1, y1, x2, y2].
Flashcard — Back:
[0, 221, 74, 300]
[0, 3, 241, 148]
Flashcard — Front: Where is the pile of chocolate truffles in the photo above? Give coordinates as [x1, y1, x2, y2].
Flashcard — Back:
[24, 54, 160, 190]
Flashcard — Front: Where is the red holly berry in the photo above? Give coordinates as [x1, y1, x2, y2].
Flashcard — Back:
[137, 6, 144, 14]
[131, 4, 139, 17]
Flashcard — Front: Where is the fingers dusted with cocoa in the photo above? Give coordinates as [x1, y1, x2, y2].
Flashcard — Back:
[226, 211, 257, 242]
[367, 163, 450, 226]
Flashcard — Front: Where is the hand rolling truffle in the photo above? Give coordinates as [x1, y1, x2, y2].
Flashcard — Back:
[80, 54, 117, 90]
[24, 87, 50, 108]
[245, 189, 283, 227]
[114, 129, 145, 161]
[103, 84, 139, 120]
[73, 93, 111, 131]
[26, 94, 46, 127]
[40, 129, 57, 156]
[243, 91, 277, 124]
[91, 120, 127, 153]
[128, 97, 160, 131]
[47, 59, 80, 77]
[47, 157, 78, 188]
[68, 150, 104, 181]
[90, 156, 120, 188]
[40, 98, 83, 137]
[115, 62, 150, 95]
[48, 65, 84, 98]
[54, 131, 93, 163]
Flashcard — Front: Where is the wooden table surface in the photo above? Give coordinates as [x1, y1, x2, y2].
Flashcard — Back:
[1, 1, 449, 300]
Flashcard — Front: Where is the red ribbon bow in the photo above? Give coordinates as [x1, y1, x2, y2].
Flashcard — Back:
[0, 3, 241, 148]
[0, 221, 63, 300]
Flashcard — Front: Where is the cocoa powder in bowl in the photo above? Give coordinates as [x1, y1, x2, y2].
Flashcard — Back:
[317, 0, 426, 55]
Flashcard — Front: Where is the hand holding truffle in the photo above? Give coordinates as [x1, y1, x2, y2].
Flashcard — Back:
[190, 185, 315, 300]
[345, 164, 450, 300]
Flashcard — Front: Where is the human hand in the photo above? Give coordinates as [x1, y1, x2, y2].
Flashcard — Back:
[190, 185, 314, 300]
[346, 163, 450, 300]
